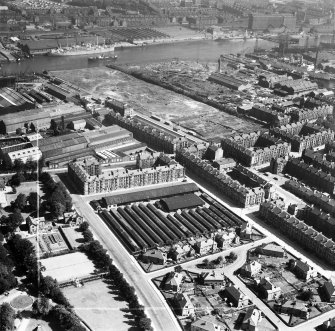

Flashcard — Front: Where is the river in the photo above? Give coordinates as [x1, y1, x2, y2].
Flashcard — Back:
[0, 38, 275, 75]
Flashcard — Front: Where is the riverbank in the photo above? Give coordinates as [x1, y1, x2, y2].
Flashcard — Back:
[0, 38, 276, 75]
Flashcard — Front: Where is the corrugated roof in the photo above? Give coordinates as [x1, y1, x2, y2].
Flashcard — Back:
[161, 193, 204, 212]
[102, 183, 199, 206]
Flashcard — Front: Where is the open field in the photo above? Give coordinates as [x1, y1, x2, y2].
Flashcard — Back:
[41, 252, 95, 283]
[63, 279, 138, 331]
[52, 66, 262, 140]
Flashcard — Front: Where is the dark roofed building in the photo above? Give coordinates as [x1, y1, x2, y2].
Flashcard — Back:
[208, 73, 251, 91]
[161, 193, 205, 212]
[322, 281, 335, 303]
[102, 182, 199, 208]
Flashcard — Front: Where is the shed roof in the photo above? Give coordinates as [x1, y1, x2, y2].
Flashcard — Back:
[161, 193, 205, 212]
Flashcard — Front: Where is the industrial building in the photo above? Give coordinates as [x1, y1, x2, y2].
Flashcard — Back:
[0, 103, 85, 134]
[248, 13, 296, 31]
[7, 146, 42, 164]
[208, 73, 251, 91]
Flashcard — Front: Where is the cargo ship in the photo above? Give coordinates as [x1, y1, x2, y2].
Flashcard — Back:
[47, 35, 115, 57]
[47, 44, 115, 56]
[88, 54, 118, 62]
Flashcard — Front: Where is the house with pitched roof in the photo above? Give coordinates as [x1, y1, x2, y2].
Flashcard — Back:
[198, 270, 225, 288]
[241, 261, 262, 278]
[194, 238, 217, 255]
[257, 277, 281, 301]
[191, 315, 226, 331]
[257, 243, 285, 258]
[289, 260, 317, 281]
[321, 281, 335, 303]
[223, 285, 249, 308]
[164, 272, 183, 292]
[274, 300, 309, 319]
[142, 249, 167, 265]
[323, 317, 335, 331]
[174, 292, 195, 317]
[241, 307, 262, 331]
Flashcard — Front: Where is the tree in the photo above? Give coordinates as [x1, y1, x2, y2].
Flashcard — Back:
[300, 290, 313, 301]
[51, 201, 65, 217]
[0, 303, 15, 331]
[83, 229, 94, 242]
[14, 193, 27, 211]
[10, 173, 24, 187]
[6, 234, 35, 270]
[79, 221, 89, 232]
[138, 317, 153, 331]
[13, 159, 24, 173]
[227, 252, 237, 261]
[27, 192, 40, 211]
[4, 212, 24, 234]
[216, 256, 224, 265]
[32, 297, 51, 316]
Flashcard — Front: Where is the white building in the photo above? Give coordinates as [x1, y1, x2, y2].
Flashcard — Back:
[8, 146, 42, 163]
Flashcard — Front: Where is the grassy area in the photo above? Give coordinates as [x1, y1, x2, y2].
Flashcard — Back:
[63, 279, 138, 331]
[41, 252, 95, 283]
[10, 295, 33, 309]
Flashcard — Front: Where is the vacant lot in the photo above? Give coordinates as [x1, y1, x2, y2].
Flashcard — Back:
[52, 67, 261, 140]
[41, 252, 95, 283]
[63, 279, 137, 331]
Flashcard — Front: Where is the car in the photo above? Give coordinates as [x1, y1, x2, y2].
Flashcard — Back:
[273, 177, 278, 180]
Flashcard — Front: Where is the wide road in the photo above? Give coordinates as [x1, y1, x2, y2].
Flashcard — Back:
[60, 172, 335, 331]
[70, 193, 181, 331]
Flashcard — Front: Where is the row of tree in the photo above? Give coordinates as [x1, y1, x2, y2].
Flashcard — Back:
[0, 303, 15, 331]
[40, 172, 73, 217]
[80, 238, 153, 330]
[0, 242, 17, 295]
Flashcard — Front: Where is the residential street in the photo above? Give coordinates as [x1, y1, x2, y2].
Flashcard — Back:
[61, 170, 335, 331]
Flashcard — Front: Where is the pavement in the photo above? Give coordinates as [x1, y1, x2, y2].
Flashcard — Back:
[70, 192, 182, 331]
[57, 170, 335, 331]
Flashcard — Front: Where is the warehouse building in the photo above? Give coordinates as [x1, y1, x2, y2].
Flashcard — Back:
[160, 194, 205, 212]
[0, 103, 85, 134]
[7, 146, 42, 163]
[81, 125, 135, 152]
[208, 73, 251, 91]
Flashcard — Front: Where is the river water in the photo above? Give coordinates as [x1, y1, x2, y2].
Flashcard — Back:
[0, 38, 275, 75]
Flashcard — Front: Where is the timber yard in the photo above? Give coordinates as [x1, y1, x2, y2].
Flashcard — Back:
[2, 1, 335, 331]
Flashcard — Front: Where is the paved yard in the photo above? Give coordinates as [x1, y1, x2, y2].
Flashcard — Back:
[63, 279, 138, 331]
[41, 252, 95, 283]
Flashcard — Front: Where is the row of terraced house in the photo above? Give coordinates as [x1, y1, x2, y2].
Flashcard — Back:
[176, 148, 274, 207]
[286, 158, 335, 194]
[269, 123, 334, 153]
[259, 201, 335, 266]
[221, 131, 291, 167]
[106, 111, 190, 154]
[68, 157, 185, 195]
